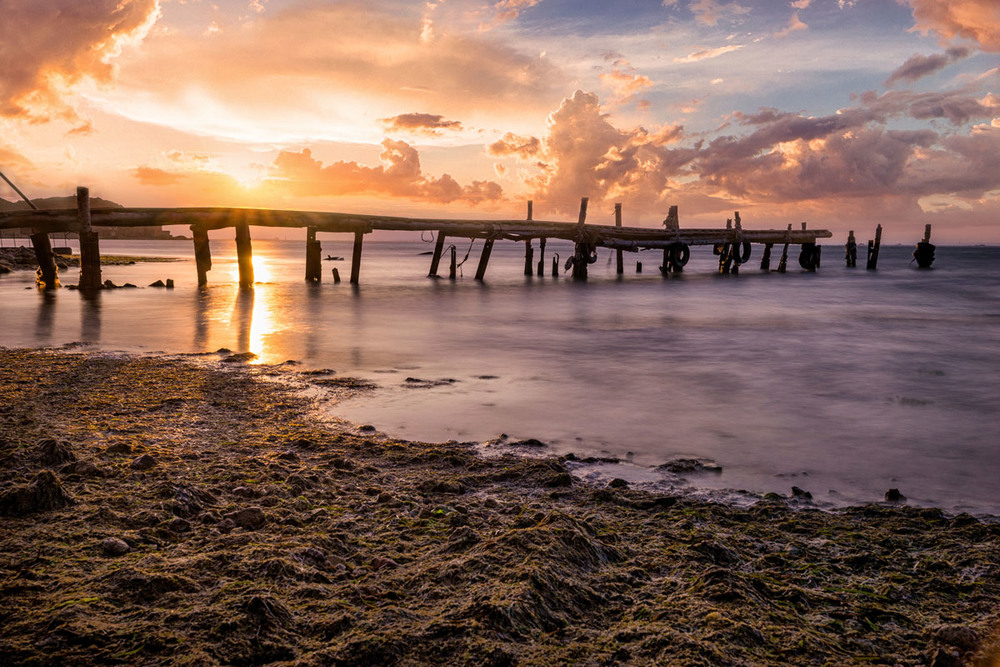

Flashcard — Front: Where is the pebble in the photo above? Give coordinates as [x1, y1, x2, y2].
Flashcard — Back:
[791, 486, 813, 499]
[130, 453, 157, 471]
[609, 478, 629, 489]
[101, 537, 131, 556]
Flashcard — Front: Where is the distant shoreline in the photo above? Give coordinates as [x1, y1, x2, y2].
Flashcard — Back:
[1, 347, 997, 665]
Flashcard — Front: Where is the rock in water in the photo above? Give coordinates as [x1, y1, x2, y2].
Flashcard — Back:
[36, 438, 76, 466]
[0, 471, 75, 516]
[885, 488, 906, 502]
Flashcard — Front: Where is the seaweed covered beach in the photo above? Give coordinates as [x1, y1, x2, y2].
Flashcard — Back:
[1, 348, 998, 666]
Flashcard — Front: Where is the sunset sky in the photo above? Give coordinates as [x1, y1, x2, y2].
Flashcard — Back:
[1, 0, 999, 242]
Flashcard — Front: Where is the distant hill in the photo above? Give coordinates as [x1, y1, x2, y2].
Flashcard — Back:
[0, 196, 124, 211]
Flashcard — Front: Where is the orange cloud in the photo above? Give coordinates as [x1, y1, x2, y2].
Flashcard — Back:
[493, 0, 544, 24]
[267, 141, 502, 205]
[133, 166, 185, 186]
[689, 0, 751, 27]
[488, 133, 542, 159]
[905, 0, 1000, 51]
[773, 12, 808, 38]
[0, 0, 160, 120]
[599, 63, 654, 106]
[674, 45, 744, 63]
[381, 113, 463, 135]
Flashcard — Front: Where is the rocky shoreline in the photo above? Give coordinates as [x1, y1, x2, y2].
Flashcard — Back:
[1, 348, 998, 666]
[0, 246, 178, 274]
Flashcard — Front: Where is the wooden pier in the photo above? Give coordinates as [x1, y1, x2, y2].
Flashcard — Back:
[0, 189, 834, 289]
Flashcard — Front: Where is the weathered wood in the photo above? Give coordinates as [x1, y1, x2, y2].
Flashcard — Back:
[778, 225, 791, 274]
[615, 203, 624, 275]
[475, 238, 495, 281]
[866, 224, 882, 270]
[449, 245, 457, 280]
[760, 243, 773, 271]
[191, 225, 212, 286]
[77, 187, 102, 291]
[428, 233, 446, 277]
[537, 237, 546, 277]
[845, 230, 857, 268]
[332, 267, 341, 283]
[305, 226, 322, 282]
[524, 240, 534, 276]
[572, 198, 590, 281]
[30, 232, 58, 289]
[913, 224, 935, 268]
[350, 231, 364, 284]
[235, 222, 254, 287]
[551, 254, 559, 277]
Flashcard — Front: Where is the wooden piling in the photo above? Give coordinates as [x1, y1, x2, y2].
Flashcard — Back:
[305, 226, 322, 282]
[76, 187, 102, 291]
[537, 237, 546, 276]
[524, 240, 534, 276]
[913, 224, 935, 268]
[760, 243, 773, 271]
[475, 238, 495, 281]
[350, 231, 364, 284]
[845, 230, 857, 268]
[449, 245, 457, 280]
[235, 222, 254, 287]
[778, 225, 791, 273]
[661, 247, 670, 276]
[615, 203, 624, 275]
[332, 267, 341, 283]
[866, 224, 882, 270]
[636, 261, 642, 273]
[572, 198, 590, 281]
[191, 225, 212, 286]
[428, 233, 446, 277]
[551, 254, 558, 277]
[30, 232, 58, 289]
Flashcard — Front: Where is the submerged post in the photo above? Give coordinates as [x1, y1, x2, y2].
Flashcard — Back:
[846, 230, 857, 268]
[77, 187, 102, 291]
[30, 232, 58, 289]
[524, 240, 534, 276]
[615, 203, 624, 275]
[760, 243, 773, 272]
[449, 245, 457, 280]
[351, 231, 364, 284]
[429, 233, 447, 277]
[305, 226, 322, 282]
[572, 198, 590, 281]
[866, 224, 882, 270]
[537, 237, 546, 277]
[475, 238, 495, 281]
[235, 222, 254, 287]
[913, 224, 935, 268]
[192, 225, 212, 286]
[777, 224, 791, 273]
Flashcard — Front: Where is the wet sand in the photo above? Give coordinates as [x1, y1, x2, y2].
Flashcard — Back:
[1, 348, 998, 666]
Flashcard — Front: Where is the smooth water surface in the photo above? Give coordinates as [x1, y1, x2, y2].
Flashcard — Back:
[2, 236, 998, 514]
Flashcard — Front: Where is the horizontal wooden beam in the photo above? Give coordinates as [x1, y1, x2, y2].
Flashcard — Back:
[0, 206, 832, 246]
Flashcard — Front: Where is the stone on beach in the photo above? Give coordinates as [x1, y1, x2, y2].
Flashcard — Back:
[36, 438, 76, 466]
[226, 507, 267, 530]
[101, 537, 131, 556]
[130, 453, 158, 471]
[0, 470, 75, 516]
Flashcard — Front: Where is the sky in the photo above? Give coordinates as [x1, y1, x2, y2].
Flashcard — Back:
[1, 0, 999, 242]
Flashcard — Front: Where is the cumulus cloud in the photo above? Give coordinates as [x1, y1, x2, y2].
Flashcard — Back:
[599, 62, 654, 106]
[492, 0, 543, 24]
[381, 113, 464, 135]
[488, 133, 542, 159]
[267, 141, 502, 205]
[0, 0, 160, 120]
[884, 48, 971, 86]
[904, 0, 1000, 52]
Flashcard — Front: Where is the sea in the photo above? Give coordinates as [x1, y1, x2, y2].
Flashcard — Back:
[2, 235, 998, 516]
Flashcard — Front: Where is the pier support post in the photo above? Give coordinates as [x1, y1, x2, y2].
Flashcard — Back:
[551, 254, 559, 277]
[913, 224, 935, 268]
[661, 247, 670, 276]
[866, 224, 882, 270]
[760, 243, 773, 272]
[524, 240, 534, 276]
[77, 187, 102, 291]
[350, 231, 364, 284]
[537, 237, 546, 276]
[777, 224, 791, 273]
[475, 238, 495, 281]
[30, 232, 58, 290]
[845, 231, 857, 268]
[449, 245, 457, 280]
[572, 197, 590, 281]
[192, 225, 212, 286]
[305, 226, 322, 282]
[615, 203, 624, 275]
[429, 233, 446, 277]
[235, 222, 254, 287]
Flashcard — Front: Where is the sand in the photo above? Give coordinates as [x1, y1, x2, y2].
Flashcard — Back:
[1, 347, 998, 666]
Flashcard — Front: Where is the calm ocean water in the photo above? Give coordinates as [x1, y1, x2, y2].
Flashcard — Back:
[2, 235, 998, 515]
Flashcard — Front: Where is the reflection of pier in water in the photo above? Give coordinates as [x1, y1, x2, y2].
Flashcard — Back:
[1, 187, 844, 292]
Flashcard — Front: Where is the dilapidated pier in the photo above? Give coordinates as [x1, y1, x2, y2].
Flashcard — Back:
[1, 186, 837, 290]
